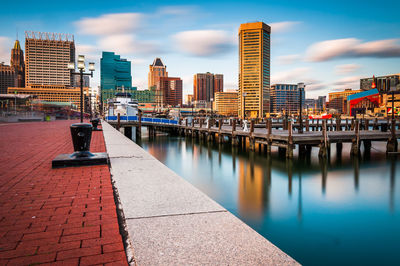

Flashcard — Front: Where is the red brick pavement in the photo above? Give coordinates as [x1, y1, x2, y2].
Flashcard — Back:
[0, 120, 128, 265]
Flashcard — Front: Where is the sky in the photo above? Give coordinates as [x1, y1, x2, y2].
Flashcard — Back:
[1, 0, 399, 99]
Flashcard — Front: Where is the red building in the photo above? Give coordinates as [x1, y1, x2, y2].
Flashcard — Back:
[193, 73, 223, 102]
[160, 77, 182, 107]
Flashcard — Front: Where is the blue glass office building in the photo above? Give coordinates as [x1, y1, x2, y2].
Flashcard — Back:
[270, 83, 306, 114]
[100, 51, 135, 103]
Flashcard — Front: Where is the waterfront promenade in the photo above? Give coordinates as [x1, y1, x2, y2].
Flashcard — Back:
[0, 121, 127, 265]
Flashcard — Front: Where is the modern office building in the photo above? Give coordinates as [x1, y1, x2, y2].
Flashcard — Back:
[215, 91, 238, 116]
[360, 74, 400, 93]
[159, 77, 182, 107]
[25, 31, 75, 87]
[317, 96, 327, 112]
[193, 72, 223, 102]
[270, 83, 305, 114]
[100, 51, 133, 104]
[131, 89, 155, 103]
[328, 89, 362, 114]
[238, 22, 271, 118]
[0, 40, 25, 94]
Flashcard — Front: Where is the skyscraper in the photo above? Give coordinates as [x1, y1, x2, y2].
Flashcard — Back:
[270, 83, 306, 114]
[0, 40, 25, 94]
[238, 22, 271, 118]
[25, 31, 75, 87]
[100, 51, 133, 104]
[159, 77, 182, 107]
[193, 72, 223, 102]
[11, 40, 24, 88]
[148, 58, 168, 90]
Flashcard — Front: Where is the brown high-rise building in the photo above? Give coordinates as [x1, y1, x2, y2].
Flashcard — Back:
[0, 40, 25, 94]
[148, 58, 168, 90]
[239, 22, 271, 118]
[193, 72, 223, 102]
[11, 40, 25, 88]
[159, 77, 182, 107]
[25, 31, 75, 87]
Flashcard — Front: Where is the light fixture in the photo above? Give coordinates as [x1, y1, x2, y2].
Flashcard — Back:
[77, 61, 85, 70]
[78, 55, 85, 62]
[67, 62, 75, 70]
[88, 62, 95, 72]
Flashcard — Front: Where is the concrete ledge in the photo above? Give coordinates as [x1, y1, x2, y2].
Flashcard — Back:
[102, 121, 298, 265]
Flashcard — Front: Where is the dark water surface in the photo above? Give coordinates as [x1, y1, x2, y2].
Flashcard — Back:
[136, 134, 400, 266]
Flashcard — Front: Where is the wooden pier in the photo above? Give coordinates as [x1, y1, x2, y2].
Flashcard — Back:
[108, 115, 399, 159]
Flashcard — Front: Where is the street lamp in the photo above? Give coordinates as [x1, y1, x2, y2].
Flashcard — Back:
[243, 92, 247, 120]
[298, 83, 305, 134]
[52, 55, 108, 168]
[68, 56, 94, 122]
[210, 98, 214, 118]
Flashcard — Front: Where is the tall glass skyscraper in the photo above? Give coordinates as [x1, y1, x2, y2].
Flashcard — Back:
[100, 51, 134, 104]
[239, 22, 271, 118]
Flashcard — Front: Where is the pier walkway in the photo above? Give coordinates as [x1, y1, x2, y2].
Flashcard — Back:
[0, 121, 127, 265]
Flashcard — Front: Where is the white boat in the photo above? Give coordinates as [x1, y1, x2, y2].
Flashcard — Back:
[107, 92, 139, 117]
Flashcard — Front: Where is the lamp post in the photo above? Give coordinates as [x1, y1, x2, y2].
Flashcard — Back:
[243, 92, 247, 120]
[210, 98, 214, 118]
[52, 55, 108, 168]
[68, 55, 95, 122]
[298, 84, 304, 133]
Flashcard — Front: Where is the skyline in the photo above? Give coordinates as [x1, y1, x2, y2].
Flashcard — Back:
[1, 0, 400, 99]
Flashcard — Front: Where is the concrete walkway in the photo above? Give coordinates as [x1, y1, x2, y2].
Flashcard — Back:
[0, 121, 127, 265]
[102, 121, 298, 265]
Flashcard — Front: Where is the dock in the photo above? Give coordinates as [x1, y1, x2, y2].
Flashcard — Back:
[107, 115, 400, 158]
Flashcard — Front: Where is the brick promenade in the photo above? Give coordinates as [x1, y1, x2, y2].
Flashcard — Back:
[0, 121, 128, 265]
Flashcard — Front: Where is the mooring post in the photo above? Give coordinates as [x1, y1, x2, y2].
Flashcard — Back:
[346, 118, 349, 130]
[387, 118, 398, 153]
[305, 119, 309, 132]
[136, 113, 142, 139]
[232, 119, 238, 146]
[336, 117, 341, 131]
[286, 120, 293, 158]
[249, 119, 255, 151]
[351, 120, 360, 156]
[266, 118, 272, 154]
[373, 118, 378, 130]
[319, 120, 328, 158]
[365, 119, 369, 131]
[116, 113, 121, 131]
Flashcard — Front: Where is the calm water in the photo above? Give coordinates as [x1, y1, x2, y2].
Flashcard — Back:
[136, 133, 400, 266]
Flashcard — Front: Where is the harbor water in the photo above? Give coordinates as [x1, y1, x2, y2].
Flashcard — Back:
[135, 132, 400, 265]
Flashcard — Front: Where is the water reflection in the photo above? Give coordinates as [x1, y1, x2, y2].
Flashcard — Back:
[139, 135, 400, 266]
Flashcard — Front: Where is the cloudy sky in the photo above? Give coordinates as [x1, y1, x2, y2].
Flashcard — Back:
[1, 0, 399, 98]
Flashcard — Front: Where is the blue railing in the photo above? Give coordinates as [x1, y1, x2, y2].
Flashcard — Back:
[106, 116, 178, 125]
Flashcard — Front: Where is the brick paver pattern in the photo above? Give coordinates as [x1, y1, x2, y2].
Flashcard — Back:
[0, 120, 127, 265]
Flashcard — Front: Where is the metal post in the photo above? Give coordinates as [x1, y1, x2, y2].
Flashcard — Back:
[80, 69, 83, 123]
[299, 87, 303, 133]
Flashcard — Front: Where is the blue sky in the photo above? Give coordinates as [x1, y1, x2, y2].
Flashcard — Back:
[1, 0, 399, 99]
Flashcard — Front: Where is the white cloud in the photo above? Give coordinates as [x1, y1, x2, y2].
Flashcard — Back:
[306, 38, 400, 62]
[173, 30, 234, 56]
[334, 64, 360, 75]
[271, 67, 310, 84]
[333, 76, 361, 89]
[270, 21, 301, 33]
[98, 34, 160, 55]
[276, 54, 301, 65]
[75, 13, 144, 36]
[75, 44, 99, 61]
[0, 37, 11, 64]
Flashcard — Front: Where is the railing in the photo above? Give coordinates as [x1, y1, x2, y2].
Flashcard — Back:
[106, 116, 178, 125]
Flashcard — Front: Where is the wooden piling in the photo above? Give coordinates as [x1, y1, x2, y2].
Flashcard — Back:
[116, 113, 120, 131]
[319, 120, 328, 158]
[286, 120, 293, 158]
[351, 120, 360, 156]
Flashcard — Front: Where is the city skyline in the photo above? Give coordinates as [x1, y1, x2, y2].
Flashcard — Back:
[1, 0, 399, 99]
